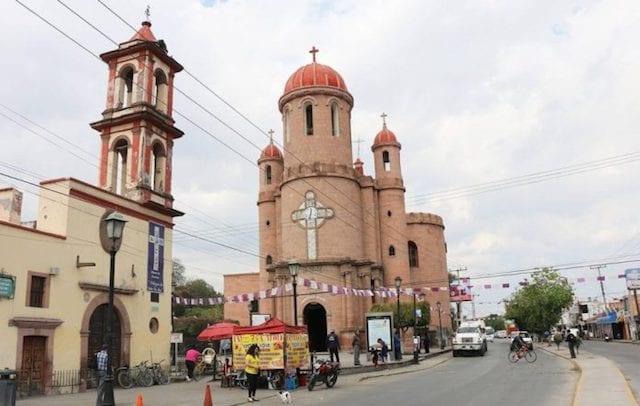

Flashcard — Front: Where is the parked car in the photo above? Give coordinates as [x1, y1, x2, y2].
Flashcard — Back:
[495, 330, 508, 339]
[485, 326, 495, 343]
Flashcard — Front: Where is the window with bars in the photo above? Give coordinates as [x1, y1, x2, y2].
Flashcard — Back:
[29, 275, 47, 307]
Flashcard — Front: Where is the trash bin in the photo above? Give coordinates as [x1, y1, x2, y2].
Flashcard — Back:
[0, 369, 17, 406]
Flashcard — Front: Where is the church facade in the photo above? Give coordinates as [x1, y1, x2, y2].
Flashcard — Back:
[0, 21, 181, 395]
[224, 50, 451, 350]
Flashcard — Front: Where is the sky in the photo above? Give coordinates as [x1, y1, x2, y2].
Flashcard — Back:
[1, 0, 639, 319]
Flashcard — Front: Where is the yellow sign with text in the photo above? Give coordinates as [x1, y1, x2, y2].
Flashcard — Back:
[232, 333, 309, 370]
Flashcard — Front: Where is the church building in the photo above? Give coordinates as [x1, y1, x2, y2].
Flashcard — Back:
[224, 49, 451, 351]
[0, 21, 181, 395]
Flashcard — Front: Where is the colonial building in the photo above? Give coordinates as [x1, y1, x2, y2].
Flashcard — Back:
[224, 49, 451, 351]
[0, 21, 182, 395]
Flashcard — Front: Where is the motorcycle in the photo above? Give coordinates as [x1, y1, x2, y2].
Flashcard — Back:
[307, 358, 340, 391]
[604, 334, 612, 342]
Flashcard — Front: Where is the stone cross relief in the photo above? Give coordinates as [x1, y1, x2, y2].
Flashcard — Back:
[291, 191, 334, 259]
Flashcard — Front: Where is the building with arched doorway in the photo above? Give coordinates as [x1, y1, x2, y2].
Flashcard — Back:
[0, 20, 182, 396]
[224, 49, 452, 351]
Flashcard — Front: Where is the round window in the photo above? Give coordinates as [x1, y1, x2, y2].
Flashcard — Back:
[149, 317, 159, 334]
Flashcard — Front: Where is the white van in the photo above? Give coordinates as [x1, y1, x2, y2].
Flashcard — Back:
[485, 326, 495, 343]
[452, 320, 488, 356]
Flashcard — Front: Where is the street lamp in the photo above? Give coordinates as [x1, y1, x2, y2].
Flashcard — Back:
[288, 261, 300, 326]
[436, 301, 444, 350]
[394, 276, 402, 331]
[412, 291, 419, 364]
[103, 212, 127, 406]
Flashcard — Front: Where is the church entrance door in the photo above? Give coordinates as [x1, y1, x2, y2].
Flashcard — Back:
[303, 303, 327, 352]
[88, 304, 122, 373]
[21, 336, 46, 396]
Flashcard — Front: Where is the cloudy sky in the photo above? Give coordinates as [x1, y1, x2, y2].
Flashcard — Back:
[2, 0, 639, 318]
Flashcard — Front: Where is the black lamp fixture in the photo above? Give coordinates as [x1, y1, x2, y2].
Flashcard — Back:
[288, 261, 300, 326]
[394, 276, 402, 331]
[103, 212, 127, 406]
[436, 300, 444, 350]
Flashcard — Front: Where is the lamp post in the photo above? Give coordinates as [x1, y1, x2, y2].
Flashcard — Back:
[412, 291, 419, 364]
[288, 261, 300, 326]
[436, 301, 444, 350]
[394, 276, 402, 331]
[103, 212, 127, 406]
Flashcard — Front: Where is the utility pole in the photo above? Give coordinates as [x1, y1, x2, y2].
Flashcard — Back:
[591, 264, 608, 310]
[451, 268, 467, 328]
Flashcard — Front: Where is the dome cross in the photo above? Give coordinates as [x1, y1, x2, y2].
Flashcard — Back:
[268, 129, 274, 144]
[309, 46, 319, 63]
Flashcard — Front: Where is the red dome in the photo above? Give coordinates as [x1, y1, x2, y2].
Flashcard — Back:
[260, 143, 283, 159]
[129, 21, 157, 42]
[373, 125, 398, 145]
[284, 62, 348, 94]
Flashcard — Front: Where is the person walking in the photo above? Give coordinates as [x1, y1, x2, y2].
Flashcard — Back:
[566, 329, 577, 358]
[95, 344, 109, 406]
[393, 331, 402, 360]
[245, 344, 260, 402]
[423, 332, 430, 354]
[327, 330, 340, 363]
[352, 329, 362, 366]
[184, 345, 201, 382]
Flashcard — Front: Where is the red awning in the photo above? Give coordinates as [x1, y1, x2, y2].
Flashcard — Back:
[234, 318, 307, 335]
[197, 322, 239, 341]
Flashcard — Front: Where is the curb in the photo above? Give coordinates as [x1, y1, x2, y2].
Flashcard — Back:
[536, 346, 582, 406]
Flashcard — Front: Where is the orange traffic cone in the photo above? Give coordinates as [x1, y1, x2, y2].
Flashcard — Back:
[203, 384, 213, 406]
[136, 394, 144, 406]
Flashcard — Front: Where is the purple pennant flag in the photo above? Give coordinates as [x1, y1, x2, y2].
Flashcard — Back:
[484, 284, 492, 289]
[597, 276, 605, 281]
[618, 274, 626, 278]
[577, 277, 585, 283]
[502, 283, 510, 288]
[431, 287, 439, 292]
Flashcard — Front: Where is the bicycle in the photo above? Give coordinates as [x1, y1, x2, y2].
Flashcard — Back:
[149, 359, 170, 385]
[116, 361, 154, 388]
[508, 345, 537, 363]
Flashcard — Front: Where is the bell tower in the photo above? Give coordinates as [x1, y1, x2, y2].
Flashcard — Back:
[90, 20, 184, 215]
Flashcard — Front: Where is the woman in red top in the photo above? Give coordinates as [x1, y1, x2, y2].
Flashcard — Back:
[185, 345, 201, 382]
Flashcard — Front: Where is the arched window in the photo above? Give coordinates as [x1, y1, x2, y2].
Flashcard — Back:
[153, 70, 168, 112]
[112, 139, 129, 194]
[266, 165, 272, 185]
[117, 67, 135, 108]
[388, 245, 395, 256]
[151, 142, 166, 192]
[266, 255, 273, 265]
[304, 103, 314, 135]
[382, 150, 391, 171]
[331, 102, 339, 136]
[408, 241, 419, 268]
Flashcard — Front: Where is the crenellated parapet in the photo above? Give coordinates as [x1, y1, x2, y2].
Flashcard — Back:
[406, 212, 445, 228]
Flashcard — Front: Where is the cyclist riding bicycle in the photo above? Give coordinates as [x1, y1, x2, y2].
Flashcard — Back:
[510, 333, 528, 356]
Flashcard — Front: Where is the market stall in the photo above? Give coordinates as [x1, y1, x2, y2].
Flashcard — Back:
[232, 318, 309, 389]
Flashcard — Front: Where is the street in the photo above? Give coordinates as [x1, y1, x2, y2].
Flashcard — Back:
[18, 340, 582, 406]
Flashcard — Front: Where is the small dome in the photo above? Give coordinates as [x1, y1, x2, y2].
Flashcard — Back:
[283, 47, 348, 94]
[260, 143, 283, 159]
[373, 124, 398, 145]
[129, 21, 157, 42]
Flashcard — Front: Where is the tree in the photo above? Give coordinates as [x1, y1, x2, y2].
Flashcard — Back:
[484, 314, 506, 331]
[505, 268, 573, 337]
[172, 259, 186, 287]
[173, 278, 224, 342]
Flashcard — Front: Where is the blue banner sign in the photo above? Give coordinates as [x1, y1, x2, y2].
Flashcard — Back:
[147, 222, 165, 293]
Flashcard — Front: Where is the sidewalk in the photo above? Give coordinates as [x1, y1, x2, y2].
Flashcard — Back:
[16, 348, 449, 405]
[538, 344, 638, 406]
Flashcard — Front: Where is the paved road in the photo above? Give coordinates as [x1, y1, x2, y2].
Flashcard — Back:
[17, 341, 578, 405]
[573, 340, 640, 401]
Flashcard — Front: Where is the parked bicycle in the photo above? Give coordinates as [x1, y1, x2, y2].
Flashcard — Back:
[116, 361, 154, 388]
[149, 359, 170, 385]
